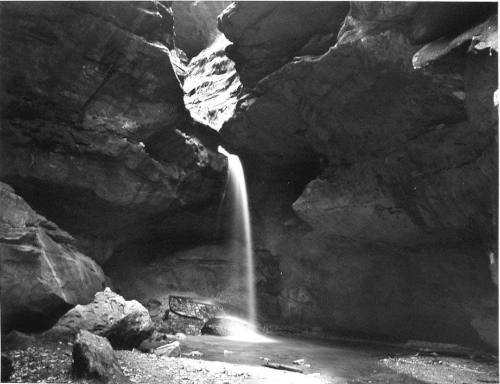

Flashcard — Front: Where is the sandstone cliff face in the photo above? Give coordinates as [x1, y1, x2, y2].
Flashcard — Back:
[0, 182, 106, 332]
[210, 2, 498, 349]
[1, 0, 497, 351]
[218, 2, 350, 87]
[183, 34, 241, 130]
[0, 2, 226, 262]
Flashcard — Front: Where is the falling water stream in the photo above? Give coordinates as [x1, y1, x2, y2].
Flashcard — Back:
[218, 146, 256, 328]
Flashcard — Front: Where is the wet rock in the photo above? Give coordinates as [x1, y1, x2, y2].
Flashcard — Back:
[0, 182, 106, 332]
[104, 311, 154, 350]
[47, 288, 148, 339]
[1, 353, 13, 382]
[154, 341, 181, 357]
[164, 312, 205, 336]
[201, 316, 253, 337]
[72, 329, 129, 383]
[218, 1, 349, 86]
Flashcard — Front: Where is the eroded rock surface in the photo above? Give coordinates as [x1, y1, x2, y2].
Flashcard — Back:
[218, 2, 350, 87]
[47, 288, 148, 338]
[0, 182, 106, 332]
[183, 34, 242, 130]
[105, 244, 251, 327]
[0, 1, 226, 263]
[212, 2, 498, 349]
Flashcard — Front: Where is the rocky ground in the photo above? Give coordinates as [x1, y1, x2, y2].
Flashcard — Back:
[4, 336, 498, 384]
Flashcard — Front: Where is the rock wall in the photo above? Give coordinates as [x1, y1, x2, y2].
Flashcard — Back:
[104, 242, 251, 319]
[210, 2, 498, 349]
[0, 0, 497, 351]
[0, 2, 227, 263]
[0, 1, 226, 333]
[0, 182, 106, 332]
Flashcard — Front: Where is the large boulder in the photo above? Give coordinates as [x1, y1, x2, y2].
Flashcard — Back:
[201, 316, 253, 337]
[0, 182, 106, 332]
[104, 311, 154, 350]
[47, 288, 148, 338]
[163, 295, 225, 335]
[0, 1, 226, 263]
[218, 2, 350, 87]
[72, 329, 129, 384]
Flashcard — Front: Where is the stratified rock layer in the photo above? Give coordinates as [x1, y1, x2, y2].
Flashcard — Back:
[0, 182, 106, 332]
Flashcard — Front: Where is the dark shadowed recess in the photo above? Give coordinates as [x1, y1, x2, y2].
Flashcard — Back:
[2, 173, 226, 246]
[2, 294, 73, 334]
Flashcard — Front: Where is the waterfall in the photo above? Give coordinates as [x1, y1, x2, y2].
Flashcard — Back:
[218, 146, 256, 327]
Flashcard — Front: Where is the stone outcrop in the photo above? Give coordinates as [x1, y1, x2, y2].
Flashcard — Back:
[209, 2, 498, 349]
[173, 1, 230, 58]
[216, 2, 498, 246]
[201, 316, 253, 337]
[218, 2, 350, 87]
[47, 288, 148, 338]
[72, 330, 129, 384]
[0, 182, 106, 332]
[0, 1, 226, 264]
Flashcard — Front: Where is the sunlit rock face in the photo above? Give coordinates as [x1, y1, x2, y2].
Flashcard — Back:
[216, 2, 498, 349]
[218, 1, 350, 87]
[0, 182, 106, 332]
[0, 2, 227, 262]
[183, 35, 242, 130]
[172, 1, 231, 59]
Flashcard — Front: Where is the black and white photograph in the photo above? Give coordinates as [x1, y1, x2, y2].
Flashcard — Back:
[0, 1, 498, 383]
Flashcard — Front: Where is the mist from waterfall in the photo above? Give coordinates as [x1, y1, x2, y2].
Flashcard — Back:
[218, 146, 256, 328]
